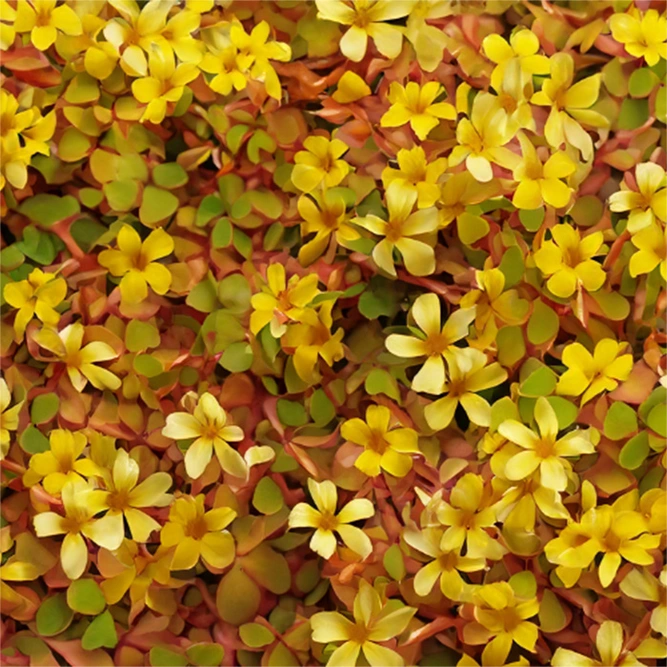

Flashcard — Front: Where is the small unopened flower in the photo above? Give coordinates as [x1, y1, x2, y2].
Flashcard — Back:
[288, 478, 374, 559]
[341, 404, 420, 478]
[381, 81, 456, 141]
[557, 338, 633, 404]
[499, 397, 595, 491]
[533, 224, 606, 298]
[162, 392, 246, 480]
[291, 136, 350, 193]
[3, 268, 67, 342]
[160, 495, 236, 571]
[310, 579, 416, 667]
[98, 225, 174, 305]
[385, 293, 476, 394]
[33, 481, 122, 580]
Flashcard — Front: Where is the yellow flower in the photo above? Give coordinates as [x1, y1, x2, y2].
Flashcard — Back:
[282, 302, 345, 383]
[553, 620, 660, 667]
[533, 224, 606, 298]
[0, 379, 22, 459]
[310, 579, 416, 667]
[435, 473, 504, 560]
[609, 8, 667, 67]
[23, 429, 95, 495]
[498, 396, 595, 491]
[512, 134, 576, 210]
[98, 225, 174, 305]
[291, 136, 350, 193]
[33, 322, 121, 392]
[609, 162, 667, 233]
[162, 392, 246, 480]
[103, 0, 172, 77]
[288, 479, 374, 559]
[353, 183, 439, 277]
[545, 489, 661, 588]
[620, 567, 667, 638]
[315, 0, 411, 62]
[297, 190, 360, 266]
[131, 46, 199, 124]
[160, 495, 236, 571]
[404, 1, 451, 72]
[385, 293, 476, 394]
[0, 132, 42, 190]
[404, 526, 485, 601]
[482, 28, 550, 92]
[33, 481, 122, 580]
[531, 53, 608, 160]
[557, 338, 633, 404]
[13, 0, 82, 51]
[381, 81, 456, 141]
[629, 223, 667, 281]
[0, 0, 17, 50]
[198, 43, 248, 96]
[425, 348, 507, 431]
[341, 404, 420, 478]
[381, 145, 447, 209]
[250, 264, 320, 337]
[463, 582, 539, 667]
[3, 268, 66, 342]
[448, 93, 519, 183]
[102, 449, 173, 543]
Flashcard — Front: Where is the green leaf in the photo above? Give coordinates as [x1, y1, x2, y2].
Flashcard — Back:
[618, 98, 649, 130]
[197, 194, 224, 227]
[65, 72, 99, 104]
[187, 277, 219, 313]
[247, 129, 277, 164]
[36, 594, 73, 637]
[153, 163, 188, 189]
[497, 326, 525, 367]
[20, 426, 50, 454]
[16, 226, 60, 265]
[186, 644, 224, 667]
[139, 186, 179, 226]
[252, 477, 284, 515]
[239, 623, 275, 648]
[216, 565, 261, 625]
[604, 402, 638, 440]
[619, 431, 650, 470]
[125, 320, 160, 352]
[79, 188, 104, 209]
[527, 301, 559, 345]
[509, 571, 536, 598]
[629, 68, 659, 98]
[519, 361, 557, 397]
[149, 646, 187, 667]
[58, 128, 91, 162]
[646, 404, 667, 437]
[66, 579, 106, 616]
[383, 544, 406, 582]
[20, 194, 80, 227]
[539, 589, 568, 632]
[241, 545, 291, 595]
[295, 561, 320, 594]
[545, 396, 578, 430]
[359, 277, 400, 319]
[490, 397, 520, 431]
[218, 274, 251, 313]
[70, 218, 106, 252]
[591, 291, 630, 321]
[212, 218, 233, 248]
[518, 207, 544, 232]
[233, 229, 253, 259]
[569, 196, 603, 227]
[133, 354, 163, 378]
[0, 245, 25, 271]
[31, 394, 60, 425]
[309, 389, 335, 426]
[227, 124, 250, 154]
[104, 180, 140, 212]
[276, 399, 308, 427]
[365, 368, 400, 400]
[457, 212, 489, 245]
[498, 246, 525, 288]
[220, 342, 254, 372]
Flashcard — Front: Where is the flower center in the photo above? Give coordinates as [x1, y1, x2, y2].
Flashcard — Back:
[185, 516, 209, 540]
[317, 511, 339, 532]
[107, 489, 131, 511]
[367, 430, 389, 454]
[535, 438, 556, 459]
[424, 332, 449, 356]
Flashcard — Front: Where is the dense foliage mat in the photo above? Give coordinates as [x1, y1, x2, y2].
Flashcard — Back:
[0, 1, 666, 666]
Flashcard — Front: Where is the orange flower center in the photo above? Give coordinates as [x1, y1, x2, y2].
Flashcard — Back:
[317, 511, 339, 532]
[424, 333, 449, 356]
[185, 516, 209, 540]
[107, 489, 131, 511]
[367, 430, 389, 454]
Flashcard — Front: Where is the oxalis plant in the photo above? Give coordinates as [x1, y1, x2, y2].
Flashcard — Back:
[0, 1, 666, 666]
